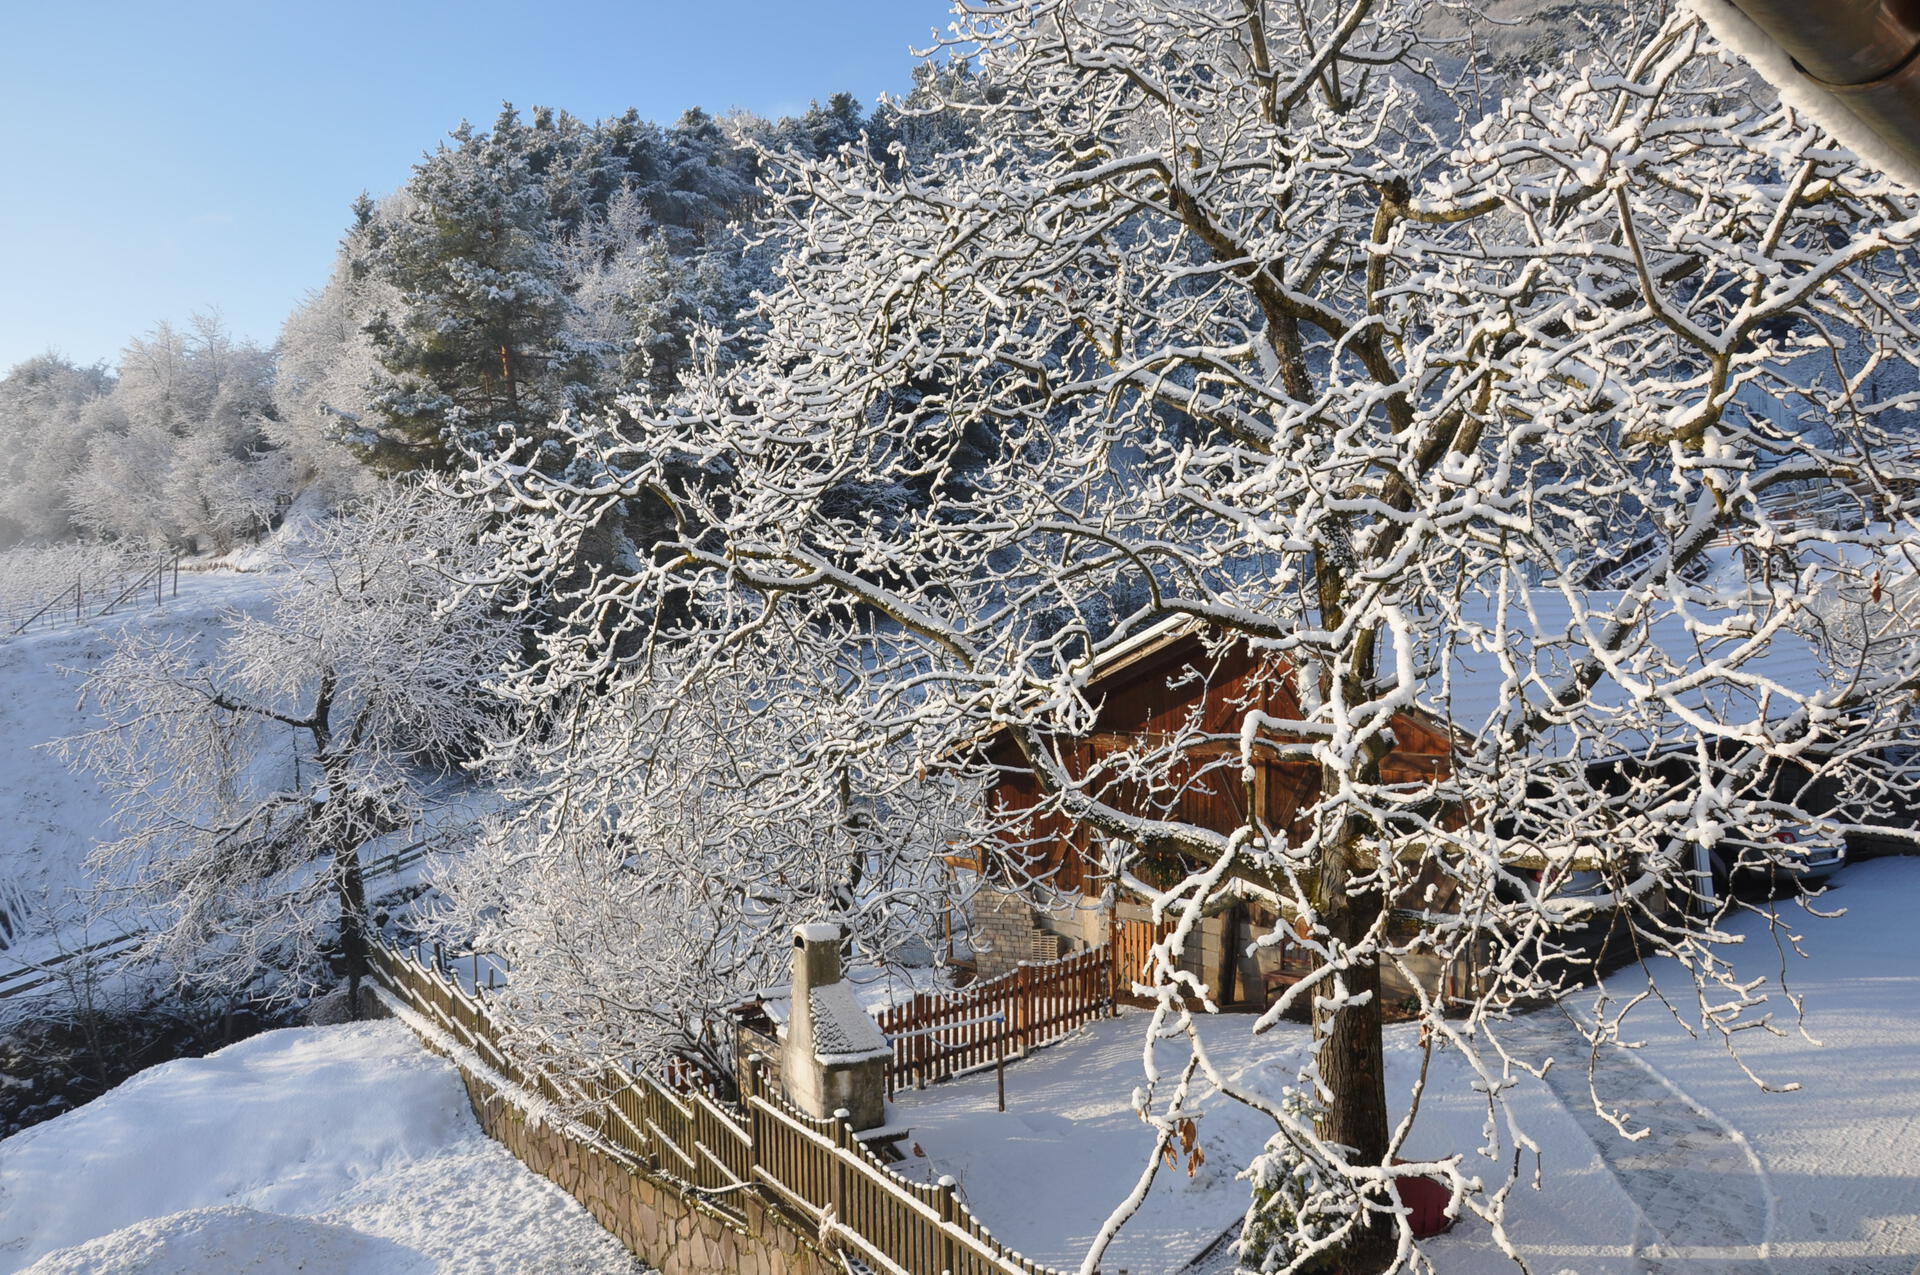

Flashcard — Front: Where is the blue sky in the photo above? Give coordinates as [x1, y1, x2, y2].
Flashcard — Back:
[0, 1, 954, 372]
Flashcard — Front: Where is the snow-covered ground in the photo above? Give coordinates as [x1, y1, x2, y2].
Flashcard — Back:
[0, 566, 276, 965]
[891, 858, 1920, 1275]
[0, 1020, 646, 1274]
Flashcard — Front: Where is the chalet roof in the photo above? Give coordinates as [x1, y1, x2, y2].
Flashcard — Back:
[986, 565, 1855, 757]
[1416, 584, 1832, 751]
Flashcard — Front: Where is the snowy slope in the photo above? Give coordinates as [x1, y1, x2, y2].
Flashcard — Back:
[0, 1020, 645, 1274]
[0, 568, 277, 963]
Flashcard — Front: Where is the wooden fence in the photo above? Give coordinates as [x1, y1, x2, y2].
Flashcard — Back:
[878, 944, 1114, 1094]
[368, 937, 1077, 1275]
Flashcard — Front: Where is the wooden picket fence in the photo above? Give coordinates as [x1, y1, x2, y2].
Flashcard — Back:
[878, 944, 1115, 1095]
[366, 937, 1077, 1275]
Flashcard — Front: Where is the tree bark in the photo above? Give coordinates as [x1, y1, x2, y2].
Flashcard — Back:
[335, 842, 370, 1021]
[1312, 830, 1393, 1272]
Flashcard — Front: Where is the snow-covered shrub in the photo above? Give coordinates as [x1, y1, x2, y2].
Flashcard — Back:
[1238, 1091, 1343, 1275]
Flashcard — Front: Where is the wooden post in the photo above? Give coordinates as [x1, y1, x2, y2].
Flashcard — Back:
[996, 1027, 1007, 1113]
[937, 1175, 959, 1275]
[1017, 962, 1033, 1054]
[1107, 905, 1120, 1016]
[746, 1057, 767, 1188]
[833, 1107, 852, 1226]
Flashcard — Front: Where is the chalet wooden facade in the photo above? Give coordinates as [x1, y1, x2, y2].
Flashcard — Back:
[961, 619, 1471, 1009]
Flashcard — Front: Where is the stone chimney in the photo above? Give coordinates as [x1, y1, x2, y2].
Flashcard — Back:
[780, 922, 890, 1131]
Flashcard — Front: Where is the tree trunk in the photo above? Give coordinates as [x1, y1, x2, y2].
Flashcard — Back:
[335, 843, 370, 1021]
[1312, 823, 1393, 1272]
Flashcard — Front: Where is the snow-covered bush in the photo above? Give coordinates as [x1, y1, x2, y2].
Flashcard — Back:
[1239, 1090, 1343, 1275]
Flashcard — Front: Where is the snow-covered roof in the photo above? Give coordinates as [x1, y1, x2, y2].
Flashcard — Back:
[808, 980, 892, 1066]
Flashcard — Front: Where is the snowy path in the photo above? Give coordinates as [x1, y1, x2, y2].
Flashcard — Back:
[1495, 1010, 1777, 1275]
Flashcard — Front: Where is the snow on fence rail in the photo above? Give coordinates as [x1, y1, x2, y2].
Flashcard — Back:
[367, 936, 1077, 1275]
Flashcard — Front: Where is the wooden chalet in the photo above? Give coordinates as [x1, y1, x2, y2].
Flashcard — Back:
[959, 618, 1474, 1011]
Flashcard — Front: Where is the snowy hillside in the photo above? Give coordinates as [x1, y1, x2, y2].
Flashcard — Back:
[0, 1020, 645, 1274]
[0, 567, 278, 966]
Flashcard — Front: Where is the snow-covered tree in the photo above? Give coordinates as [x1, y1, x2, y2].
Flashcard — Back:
[353, 118, 597, 472]
[0, 355, 115, 548]
[65, 316, 282, 552]
[439, 620, 981, 1086]
[269, 247, 394, 508]
[62, 482, 515, 1008]
[474, 2, 1920, 1269]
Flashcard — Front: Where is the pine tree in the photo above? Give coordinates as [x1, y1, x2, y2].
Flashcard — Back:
[355, 111, 595, 472]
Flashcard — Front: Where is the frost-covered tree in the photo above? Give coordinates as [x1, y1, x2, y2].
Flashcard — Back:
[476, 1, 1920, 1269]
[65, 316, 281, 552]
[439, 621, 981, 1086]
[269, 248, 394, 507]
[0, 355, 115, 548]
[62, 483, 515, 1008]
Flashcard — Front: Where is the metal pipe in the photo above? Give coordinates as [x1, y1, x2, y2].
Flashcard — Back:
[1727, 0, 1920, 182]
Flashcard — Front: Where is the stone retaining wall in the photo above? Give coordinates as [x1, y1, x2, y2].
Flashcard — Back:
[459, 1075, 832, 1275]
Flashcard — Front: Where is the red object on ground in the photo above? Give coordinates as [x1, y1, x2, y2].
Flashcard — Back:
[1392, 1169, 1456, 1238]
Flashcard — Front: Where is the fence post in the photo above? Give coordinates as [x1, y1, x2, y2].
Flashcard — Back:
[1108, 917, 1120, 1017]
[997, 1028, 1007, 1113]
[1017, 962, 1033, 1054]
[938, 1175, 959, 1275]
[746, 1056, 766, 1184]
[833, 1107, 853, 1229]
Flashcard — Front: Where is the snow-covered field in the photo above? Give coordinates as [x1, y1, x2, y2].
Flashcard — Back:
[0, 1020, 646, 1274]
[892, 857, 1920, 1275]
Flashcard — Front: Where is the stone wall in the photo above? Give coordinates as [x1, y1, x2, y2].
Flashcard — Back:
[968, 886, 1044, 979]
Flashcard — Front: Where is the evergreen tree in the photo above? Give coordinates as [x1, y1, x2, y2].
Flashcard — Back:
[356, 111, 596, 472]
